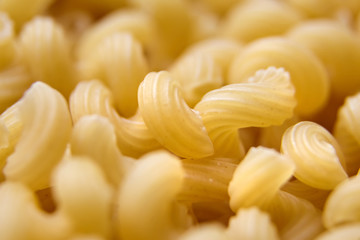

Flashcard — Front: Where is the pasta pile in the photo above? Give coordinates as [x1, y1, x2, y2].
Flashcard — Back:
[1, 0, 360, 239]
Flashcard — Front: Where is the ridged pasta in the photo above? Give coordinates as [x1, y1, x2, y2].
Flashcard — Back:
[195, 67, 296, 158]
[281, 121, 348, 190]
[226, 207, 280, 240]
[322, 175, 360, 229]
[314, 223, 360, 240]
[221, 0, 303, 43]
[138, 71, 213, 159]
[19, 17, 77, 98]
[333, 92, 360, 176]
[227, 37, 330, 116]
[0, 12, 15, 70]
[228, 146, 295, 212]
[0, 182, 70, 240]
[287, 20, 360, 98]
[117, 150, 189, 240]
[69, 80, 161, 158]
[0, 64, 32, 114]
[178, 223, 228, 240]
[52, 156, 113, 238]
[170, 53, 223, 107]
[3, 82, 72, 190]
[80, 33, 149, 117]
[70, 115, 130, 186]
[0, 0, 54, 30]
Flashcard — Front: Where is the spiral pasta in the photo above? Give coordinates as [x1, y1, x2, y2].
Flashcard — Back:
[195, 67, 296, 158]
[0, 11, 15, 70]
[281, 121, 348, 190]
[138, 71, 213, 159]
[227, 37, 330, 116]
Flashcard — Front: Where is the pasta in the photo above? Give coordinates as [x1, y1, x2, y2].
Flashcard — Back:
[314, 223, 360, 240]
[0, 11, 15, 70]
[178, 223, 228, 240]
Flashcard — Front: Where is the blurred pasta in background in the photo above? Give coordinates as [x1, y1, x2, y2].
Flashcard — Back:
[1, 0, 360, 239]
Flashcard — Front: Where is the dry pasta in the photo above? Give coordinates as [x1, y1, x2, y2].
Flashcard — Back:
[314, 223, 360, 240]
[0, 11, 15, 70]
[178, 223, 228, 240]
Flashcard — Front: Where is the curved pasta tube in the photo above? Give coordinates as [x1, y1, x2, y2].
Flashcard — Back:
[287, 20, 360, 98]
[334, 92, 360, 176]
[19, 17, 76, 98]
[117, 150, 188, 240]
[221, 0, 303, 43]
[281, 121, 348, 190]
[195, 67, 296, 158]
[228, 146, 295, 212]
[323, 175, 360, 229]
[227, 37, 329, 116]
[0, 182, 70, 240]
[69, 80, 161, 158]
[76, 9, 156, 60]
[4, 81, 72, 190]
[226, 207, 280, 240]
[70, 115, 129, 186]
[314, 223, 360, 240]
[138, 71, 213, 159]
[179, 157, 237, 203]
[0, 12, 15, 69]
[80, 33, 149, 117]
[178, 223, 228, 240]
[170, 53, 223, 107]
[52, 156, 113, 238]
[0, 64, 32, 113]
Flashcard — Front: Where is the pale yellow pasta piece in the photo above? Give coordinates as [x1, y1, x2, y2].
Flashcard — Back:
[226, 207, 280, 240]
[138, 71, 213, 158]
[315, 223, 360, 240]
[221, 0, 303, 43]
[334, 92, 360, 176]
[0, 64, 32, 113]
[117, 150, 189, 240]
[287, 20, 360, 98]
[0, 12, 15, 70]
[52, 156, 113, 238]
[170, 53, 223, 107]
[281, 121, 348, 190]
[178, 223, 229, 240]
[179, 157, 237, 203]
[195, 67, 296, 158]
[0, 0, 54, 30]
[228, 146, 295, 212]
[69, 80, 161, 158]
[76, 9, 156, 60]
[70, 115, 131, 186]
[19, 17, 77, 98]
[282, 0, 338, 18]
[0, 182, 70, 240]
[80, 33, 149, 117]
[68, 236, 105, 240]
[227, 37, 330, 116]
[323, 175, 360, 229]
[268, 190, 323, 240]
[3, 82, 72, 190]
[194, 0, 242, 15]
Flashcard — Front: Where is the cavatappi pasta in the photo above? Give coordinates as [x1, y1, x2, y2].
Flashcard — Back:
[1, 1, 360, 240]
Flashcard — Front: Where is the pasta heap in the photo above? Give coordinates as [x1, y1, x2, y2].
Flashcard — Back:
[1, 0, 360, 239]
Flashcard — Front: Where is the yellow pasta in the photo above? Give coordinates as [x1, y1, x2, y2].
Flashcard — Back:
[314, 223, 360, 240]
[80, 33, 149, 117]
[333, 92, 360, 176]
[195, 67, 296, 158]
[228, 146, 295, 212]
[178, 223, 228, 240]
[287, 20, 360, 99]
[227, 37, 330, 116]
[221, 0, 303, 43]
[69, 80, 161, 158]
[282, 0, 338, 18]
[3, 82, 72, 190]
[138, 71, 213, 159]
[117, 150, 189, 240]
[52, 156, 113, 238]
[226, 207, 280, 240]
[19, 17, 77, 98]
[281, 121, 348, 190]
[0, 11, 15, 70]
[322, 175, 360, 229]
